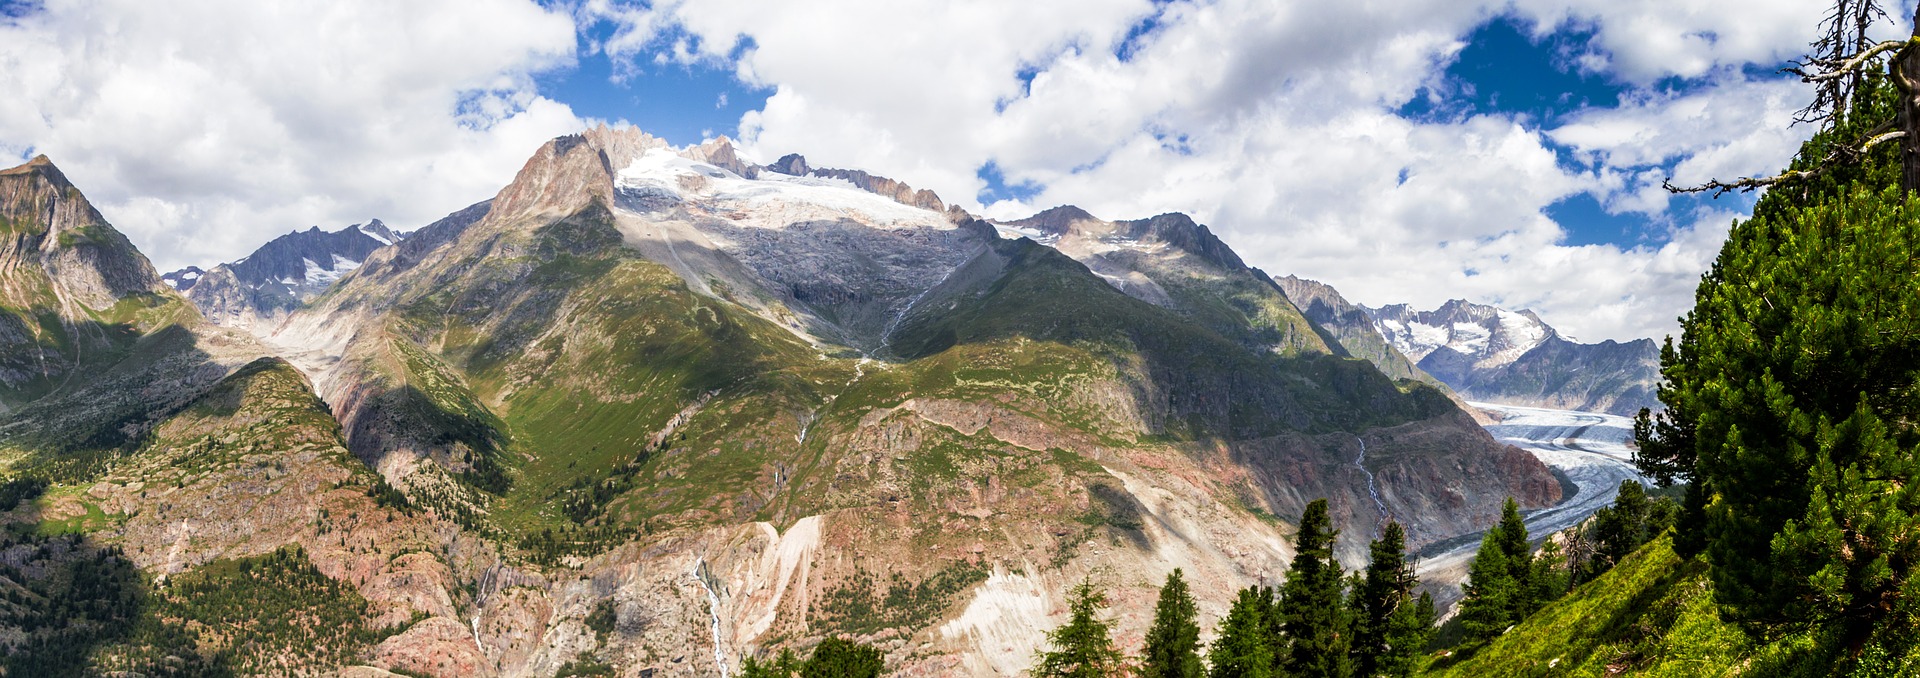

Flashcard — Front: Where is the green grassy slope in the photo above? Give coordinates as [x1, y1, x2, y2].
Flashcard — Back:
[1424, 534, 1918, 677]
[889, 238, 1455, 440]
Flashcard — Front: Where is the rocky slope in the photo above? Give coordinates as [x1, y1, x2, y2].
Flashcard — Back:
[1, 135, 1566, 677]
[1274, 275, 1450, 392]
[1366, 299, 1661, 416]
[175, 220, 410, 330]
[260, 127, 1556, 674]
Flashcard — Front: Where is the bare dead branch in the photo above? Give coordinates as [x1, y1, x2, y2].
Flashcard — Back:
[1665, 126, 1906, 196]
[1795, 39, 1912, 83]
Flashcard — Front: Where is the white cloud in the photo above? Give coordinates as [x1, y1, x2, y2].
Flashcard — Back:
[0, 0, 1836, 342]
[0, 0, 585, 270]
[1506, 0, 1835, 83]
[600, 0, 1824, 341]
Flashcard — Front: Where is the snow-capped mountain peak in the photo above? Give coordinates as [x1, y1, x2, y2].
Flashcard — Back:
[1369, 299, 1553, 370]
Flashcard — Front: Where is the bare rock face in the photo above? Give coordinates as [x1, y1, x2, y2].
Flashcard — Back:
[0, 156, 180, 409]
[183, 221, 407, 331]
[0, 156, 163, 308]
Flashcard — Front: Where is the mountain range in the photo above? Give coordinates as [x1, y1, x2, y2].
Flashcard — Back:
[0, 129, 1571, 676]
[1365, 299, 1661, 416]
[163, 220, 408, 330]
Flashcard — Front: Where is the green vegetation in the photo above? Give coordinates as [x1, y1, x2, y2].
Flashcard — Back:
[888, 239, 1455, 441]
[1033, 578, 1128, 677]
[1434, 48, 1920, 677]
[0, 537, 397, 676]
[1458, 499, 1534, 641]
[1277, 499, 1352, 676]
[1629, 69, 1920, 665]
[153, 545, 399, 673]
[1352, 523, 1432, 678]
[1428, 535, 1779, 676]
[1208, 586, 1277, 678]
[740, 637, 885, 678]
[554, 652, 618, 677]
[813, 562, 989, 636]
[1140, 568, 1205, 678]
[1571, 480, 1675, 582]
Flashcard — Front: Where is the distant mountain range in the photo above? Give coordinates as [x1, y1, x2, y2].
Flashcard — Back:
[1366, 299, 1661, 416]
[161, 221, 407, 329]
[0, 132, 1586, 675]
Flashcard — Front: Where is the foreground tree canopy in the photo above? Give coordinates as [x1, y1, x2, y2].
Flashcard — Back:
[1635, 67, 1920, 653]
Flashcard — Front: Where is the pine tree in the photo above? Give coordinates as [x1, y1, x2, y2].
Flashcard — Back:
[1278, 499, 1352, 677]
[1352, 522, 1420, 677]
[1458, 529, 1514, 641]
[1632, 73, 1920, 652]
[1527, 539, 1570, 606]
[1034, 578, 1126, 678]
[1377, 589, 1432, 678]
[1490, 498, 1535, 618]
[1141, 569, 1205, 678]
[799, 638, 884, 678]
[1208, 586, 1276, 678]
[1592, 480, 1650, 568]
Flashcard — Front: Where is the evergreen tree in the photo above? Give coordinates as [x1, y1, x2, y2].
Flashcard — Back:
[1278, 499, 1352, 677]
[739, 649, 800, 678]
[1376, 590, 1433, 678]
[1527, 539, 1570, 606]
[1458, 529, 1515, 641]
[1633, 74, 1920, 649]
[799, 638, 884, 678]
[1141, 569, 1205, 678]
[1208, 586, 1275, 678]
[1592, 480, 1650, 568]
[1352, 522, 1420, 677]
[1034, 578, 1126, 678]
[1490, 498, 1535, 617]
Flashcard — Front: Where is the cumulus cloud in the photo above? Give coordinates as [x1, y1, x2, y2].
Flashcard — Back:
[0, 0, 586, 270]
[599, 0, 1823, 341]
[0, 0, 1836, 342]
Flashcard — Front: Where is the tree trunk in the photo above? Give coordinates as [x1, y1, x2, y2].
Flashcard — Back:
[1902, 7, 1920, 194]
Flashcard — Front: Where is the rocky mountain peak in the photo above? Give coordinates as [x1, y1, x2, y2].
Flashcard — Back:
[0, 155, 162, 308]
[766, 153, 811, 176]
[161, 265, 205, 291]
[1364, 298, 1658, 415]
[1001, 205, 1096, 236]
[680, 136, 756, 178]
[180, 220, 410, 329]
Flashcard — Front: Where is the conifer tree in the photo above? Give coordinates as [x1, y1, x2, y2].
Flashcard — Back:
[1591, 480, 1650, 569]
[1633, 73, 1920, 650]
[1278, 499, 1352, 677]
[1141, 569, 1205, 678]
[1527, 539, 1570, 607]
[1490, 498, 1535, 617]
[799, 638, 884, 678]
[1034, 579, 1126, 678]
[1376, 590, 1432, 678]
[1352, 522, 1420, 677]
[1208, 586, 1276, 678]
[1458, 529, 1514, 641]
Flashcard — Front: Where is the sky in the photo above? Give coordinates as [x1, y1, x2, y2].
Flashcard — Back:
[0, 0, 1897, 342]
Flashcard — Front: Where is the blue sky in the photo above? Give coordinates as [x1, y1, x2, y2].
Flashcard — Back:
[0, 0, 1841, 340]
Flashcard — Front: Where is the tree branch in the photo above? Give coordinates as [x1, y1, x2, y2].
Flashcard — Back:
[1790, 39, 1913, 83]
[1666, 124, 1905, 196]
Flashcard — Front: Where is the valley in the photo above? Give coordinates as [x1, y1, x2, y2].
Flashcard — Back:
[0, 130, 1645, 676]
[1415, 403, 1645, 607]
